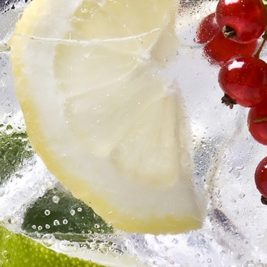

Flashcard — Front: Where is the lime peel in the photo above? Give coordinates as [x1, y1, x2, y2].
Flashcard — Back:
[0, 226, 105, 267]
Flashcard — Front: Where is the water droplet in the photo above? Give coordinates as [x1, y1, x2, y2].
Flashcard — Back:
[52, 195, 60, 204]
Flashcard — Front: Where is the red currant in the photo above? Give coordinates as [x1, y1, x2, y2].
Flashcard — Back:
[255, 157, 267, 197]
[248, 104, 267, 145]
[216, 0, 267, 43]
[204, 32, 257, 65]
[195, 13, 219, 44]
[218, 57, 267, 107]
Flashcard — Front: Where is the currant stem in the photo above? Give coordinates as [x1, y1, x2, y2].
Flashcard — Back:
[261, 195, 267, 205]
[254, 31, 267, 58]
[223, 25, 236, 38]
[221, 94, 236, 109]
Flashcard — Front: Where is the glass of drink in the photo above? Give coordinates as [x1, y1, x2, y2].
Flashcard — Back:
[1, 0, 267, 266]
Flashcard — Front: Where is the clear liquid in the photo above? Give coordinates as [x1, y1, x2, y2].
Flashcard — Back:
[1, 1, 267, 266]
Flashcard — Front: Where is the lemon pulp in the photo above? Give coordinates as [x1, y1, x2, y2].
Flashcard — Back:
[10, 0, 205, 233]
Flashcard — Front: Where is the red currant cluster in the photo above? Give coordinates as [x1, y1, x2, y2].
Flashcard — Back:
[196, 0, 267, 203]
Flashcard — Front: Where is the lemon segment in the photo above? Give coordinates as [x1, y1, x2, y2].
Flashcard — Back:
[10, 0, 205, 233]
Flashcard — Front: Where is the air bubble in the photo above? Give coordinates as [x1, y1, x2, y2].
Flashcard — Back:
[53, 220, 60, 226]
[1, 251, 8, 258]
[41, 234, 55, 247]
[77, 207, 83, 212]
[89, 241, 97, 250]
[70, 209, 76, 216]
[239, 193, 246, 199]
[44, 209, 51, 216]
[52, 195, 60, 204]
[63, 219, 68, 225]
[0, 188, 5, 197]
[171, 238, 179, 244]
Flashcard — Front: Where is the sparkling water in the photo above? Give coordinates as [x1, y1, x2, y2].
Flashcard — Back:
[1, 1, 267, 266]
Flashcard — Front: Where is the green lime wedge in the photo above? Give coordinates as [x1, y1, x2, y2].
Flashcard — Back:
[22, 187, 113, 235]
[0, 226, 105, 267]
[0, 129, 33, 185]
[0, 128, 112, 235]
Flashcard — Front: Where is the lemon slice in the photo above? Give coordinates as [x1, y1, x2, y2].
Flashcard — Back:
[10, 0, 205, 233]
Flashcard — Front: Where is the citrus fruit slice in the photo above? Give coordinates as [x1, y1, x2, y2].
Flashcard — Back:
[0, 226, 149, 267]
[0, 226, 103, 267]
[10, 0, 205, 233]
